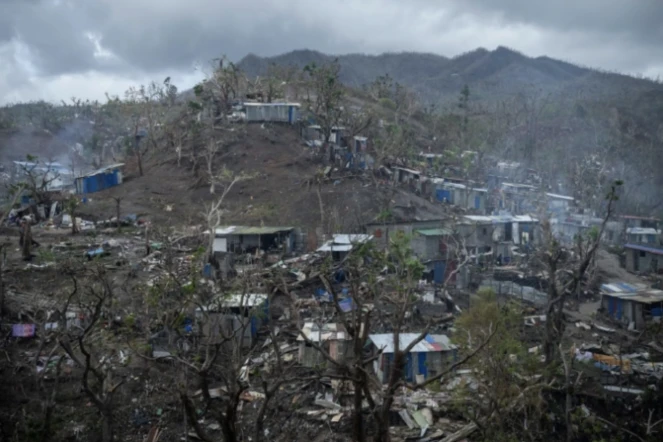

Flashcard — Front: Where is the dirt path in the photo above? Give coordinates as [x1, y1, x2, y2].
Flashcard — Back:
[596, 249, 643, 284]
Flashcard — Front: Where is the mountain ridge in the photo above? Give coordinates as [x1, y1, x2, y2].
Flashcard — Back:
[237, 47, 662, 105]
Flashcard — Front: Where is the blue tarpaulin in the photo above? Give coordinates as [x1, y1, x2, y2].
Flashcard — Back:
[85, 247, 106, 259]
[315, 288, 332, 302]
[436, 189, 451, 203]
[338, 298, 354, 313]
[203, 263, 212, 278]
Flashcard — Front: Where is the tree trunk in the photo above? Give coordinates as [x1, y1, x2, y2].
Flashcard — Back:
[180, 393, 213, 442]
[115, 199, 121, 233]
[376, 351, 405, 442]
[101, 409, 114, 442]
[71, 213, 78, 234]
[145, 224, 151, 256]
[40, 407, 54, 442]
[134, 135, 144, 177]
[22, 223, 32, 260]
[0, 246, 4, 320]
[316, 184, 325, 232]
[352, 376, 365, 442]
[254, 387, 274, 442]
[221, 403, 238, 442]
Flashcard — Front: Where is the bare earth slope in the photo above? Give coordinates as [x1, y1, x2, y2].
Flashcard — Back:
[77, 124, 448, 232]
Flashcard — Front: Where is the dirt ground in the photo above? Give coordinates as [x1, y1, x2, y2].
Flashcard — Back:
[76, 123, 450, 235]
[595, 249, 643, 285]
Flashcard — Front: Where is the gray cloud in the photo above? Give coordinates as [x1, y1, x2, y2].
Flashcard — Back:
[455, 0, 663, 40]
[1, 0, 662, 103]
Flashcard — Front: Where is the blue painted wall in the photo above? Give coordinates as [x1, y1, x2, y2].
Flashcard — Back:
[404, 353, 413, 382]
[76, 169, 121, 194]
[418, 352, 427, 378]
[436, 189, 451, 202]
[434, 261, 446, 284]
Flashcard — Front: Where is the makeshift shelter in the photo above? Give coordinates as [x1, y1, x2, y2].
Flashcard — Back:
[297, 322, 355, 367]
[74, 163, 124, 194]
[213, 226, 296, 254]
[317, 234, 373, 261]
[243, 102, 300, 124]
[195, 293, 269, 348]
[601, 283, 663, 330]
[368, 333, 457, 383]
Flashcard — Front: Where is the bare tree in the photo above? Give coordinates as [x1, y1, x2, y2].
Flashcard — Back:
[203, 169, 254, 260]
[540, 181, 621, 364]
[303, 60, 345, 163]
[123, 77, 179, 176]
[64, 196, 79, 234]
[14, 155, 61, 209]
[295, 233, 484, 442]
[59, 266, 123, 442]
[196, 57, 244, 121]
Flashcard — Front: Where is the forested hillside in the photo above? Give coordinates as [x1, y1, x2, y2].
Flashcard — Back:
[240, 47, 663, 215]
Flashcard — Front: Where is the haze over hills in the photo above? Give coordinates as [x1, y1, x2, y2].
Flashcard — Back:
[239, 46, 663, 214]
[238, 46, 663, 106]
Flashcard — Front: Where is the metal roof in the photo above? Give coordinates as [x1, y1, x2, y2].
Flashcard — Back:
[331, 234, 372, 244]
[14, 161, 69, 173]
[317, 243, 353, 252]
[214, 226, 294, 236]
[368, 333, 455, 353]
[501, 182, 536, 190]
[624, 243, 663, 256]
[620, 215, 660, 221]
[546, 193, 574, 201]
[600, 281, 663, 304]
[464, 214, 538, 224]
[628, 228, 661, 236]
[392, 166, 422, 175]
[243, 102, 301, 107]
[463, 215, 493, 223]
[317, 234, 373, 252]
[77, 163, 125, 178]
[416, 228, 451, 237]
[603, 290, 663, 304]
[441, 181, 488, 193]
[600, 282, 643, 294]
[297, 322, 352, 342]
[199, 293, 268, 311]
[307, 125, 345, 130]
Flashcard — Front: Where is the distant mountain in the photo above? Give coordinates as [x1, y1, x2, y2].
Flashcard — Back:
[238, 47, 662, 105]
[238, 47, 663, 214]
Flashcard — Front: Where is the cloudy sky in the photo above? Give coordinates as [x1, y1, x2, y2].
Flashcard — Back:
[1, 0, 662, 104]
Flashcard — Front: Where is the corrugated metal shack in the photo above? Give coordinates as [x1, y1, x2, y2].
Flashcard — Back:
[297, 322, 355, 367]
[369, 333, 457, 383]
[624, 243, 663, 273]
[317, 234, 373, 261]
[13, 161, 73, 191]
[601, 282, 663, 330]
[244, 102, 300, 124]
[432, 180, 488, 212]
[196, 293, 269, 348]
[213, 226, 296, 254]
[74, 163, 124, 194]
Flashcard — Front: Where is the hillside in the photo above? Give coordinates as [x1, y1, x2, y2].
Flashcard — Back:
[77, 124, 449, 233]
[239, 47, 663, 214]
[238, 47, 663, 106]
